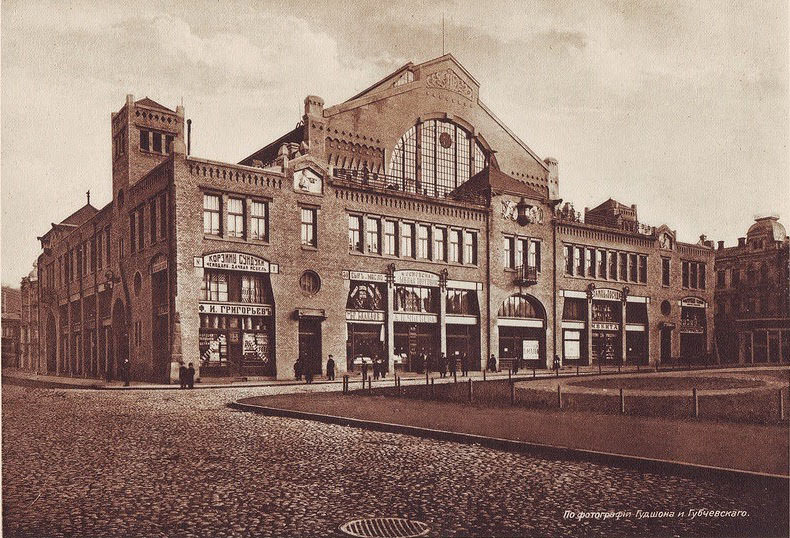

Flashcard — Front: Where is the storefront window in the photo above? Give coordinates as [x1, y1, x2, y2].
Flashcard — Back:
[347, 282, 385, 310]
[591, 301, 620, 322]
[564, 330, 582, 360]
[202, 272, 228, 302]
[395, 285, 436, 312]
[498, 295, 544, 319]
[626, 302, 648, 324]
[241, 275, 265, 303]
[562, 298, 586, 320]
[446, 289, 479, 315]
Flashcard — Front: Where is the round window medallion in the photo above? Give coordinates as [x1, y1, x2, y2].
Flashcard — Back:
[299, 270, 321, 295]
[439, 131, 453, 148]
[661, 300, 671, 316]
[133, 271, 142, 297]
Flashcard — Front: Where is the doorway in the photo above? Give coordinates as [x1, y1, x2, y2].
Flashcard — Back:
[46, 312, 57, 373]
[298, 319, 322, 376]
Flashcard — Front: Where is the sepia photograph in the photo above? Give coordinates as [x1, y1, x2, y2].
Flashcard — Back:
[1, 1, 788, 536]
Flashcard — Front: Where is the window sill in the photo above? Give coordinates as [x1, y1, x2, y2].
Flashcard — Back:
[203, 235, 269, 246]
[562, 274, 647, 286]
[301, 245, 318, 251]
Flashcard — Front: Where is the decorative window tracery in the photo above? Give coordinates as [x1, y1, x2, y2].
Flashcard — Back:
[388, 119, 486, 198]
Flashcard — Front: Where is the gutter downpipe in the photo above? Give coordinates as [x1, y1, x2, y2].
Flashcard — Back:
[485, 186, 492, 369]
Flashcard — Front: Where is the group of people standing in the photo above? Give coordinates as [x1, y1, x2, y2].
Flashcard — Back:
[179, 362, 195, 389]
[414, 351, 471, 377]
[294, 354, 337, 383]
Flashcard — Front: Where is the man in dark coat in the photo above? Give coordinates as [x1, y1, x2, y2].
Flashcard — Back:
[294, 358, 302, 381]
[122, 357, 131, 386]
[438, 353, 447, 378]
[460, 353, 469, 377]
[326, 355, 335, 381]
[179, 363, 187, 389]
[488, 354, 497, 373]
[448, 353, 457, 377]
[187, 363, 195, 389]
[361, 359, 368, 382]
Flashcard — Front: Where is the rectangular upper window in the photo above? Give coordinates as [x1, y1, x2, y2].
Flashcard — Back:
[464, 231, 477, 265]
[506, 237, 516, 269]
[529, 240, 541, 270]
[609, 251, 618, 280]
[384, 220, 397, 256]
[227, 198, 245, 238]
[434, 227, 446, 262]
[348, 214, 362, 252]
[662, 257, 670, 286]
[251, 201, 268, 241]
[639, 255, 648, 284]
[203, 194, 221, 236]
[300, 207, 317, 247]
[159, 193, 167, 240]
[619, 252, 628, 282]
[153, 132, 162, 153]
[150, 199, 157, 245]
[140, 130, 149, 151]
[575, 246, 584, 276]
[629, 253, 638, 282]
[366, 217, 381, 254]
[586, 248, 596, 278]
[401, 222, 414, 258]
[564, 245, 573, 275]
[597, 250, 607, 279]
[449, 229, 461, 263]
[417, 224, 431, 259]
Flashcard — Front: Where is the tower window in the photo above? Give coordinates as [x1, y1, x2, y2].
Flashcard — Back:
[140, 130, 149, 151]
[153, 132, 162, 153]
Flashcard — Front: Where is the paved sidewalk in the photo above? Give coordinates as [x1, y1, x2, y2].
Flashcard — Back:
[237, 391, 790, 476]
[0, 364, 641, 390]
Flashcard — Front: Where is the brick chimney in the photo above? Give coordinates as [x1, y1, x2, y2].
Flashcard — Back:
[717, 240, 724, 250]
[738, 237, 746, 247]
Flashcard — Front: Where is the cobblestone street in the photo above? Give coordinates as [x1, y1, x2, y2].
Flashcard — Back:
[2, 385, 785, 537]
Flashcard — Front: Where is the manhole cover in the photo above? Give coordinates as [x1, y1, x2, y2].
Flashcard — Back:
[339, 517, 430, 538]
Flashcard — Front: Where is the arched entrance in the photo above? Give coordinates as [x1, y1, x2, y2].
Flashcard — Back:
[111, 299, 128, 381]
[497, 294, 547, 369]
[46, 311, 57, 373]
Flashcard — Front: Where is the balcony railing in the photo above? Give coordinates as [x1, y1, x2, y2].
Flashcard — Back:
[331, 168, 487, 205]
[514, 265, 538, 286]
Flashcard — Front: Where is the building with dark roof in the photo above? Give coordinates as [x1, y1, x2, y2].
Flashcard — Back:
[25, 55, 719, 383]
[714, 217, 790, 363]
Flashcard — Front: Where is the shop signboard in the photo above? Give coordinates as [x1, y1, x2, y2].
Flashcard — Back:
[393, 312, 438, 323]
[681, 297, 706, 308]
[592, 288, 622, 301]
[591, 322, 620, 331]
[394, 270, 440, 287]
[346, 310, 385, 322]
[199, 302, 272, 316]
[522, 339, 540, 361]
[342, 270, 387, 282]
[201, 252, 278, 274]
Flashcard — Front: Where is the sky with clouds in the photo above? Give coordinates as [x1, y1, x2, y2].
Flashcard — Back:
[2, 0, 788, 285]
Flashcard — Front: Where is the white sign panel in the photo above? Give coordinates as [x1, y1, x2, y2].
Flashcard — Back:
[203, 252, 276, 273]
[393, 312, 438, 323]
[342, 270, 387, 282]
[346, 311, 385, 322]
[592, 288, 622, 301]
[199, 302, 272, 316]
[681, 297, 707, 308]
[394, 270, 440, 287]
[522, 340, 540, 360]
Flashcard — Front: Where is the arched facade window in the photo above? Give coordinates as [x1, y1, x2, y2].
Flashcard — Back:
[498, 294, 546, 319]
[389, 119, 487, 198]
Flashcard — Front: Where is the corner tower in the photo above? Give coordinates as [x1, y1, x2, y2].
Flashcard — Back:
[111, 95, 184, 209]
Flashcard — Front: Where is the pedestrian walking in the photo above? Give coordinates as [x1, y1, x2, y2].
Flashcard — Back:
[361, 360, 368, 381]
[379, 356, 386, 379]
[439, 352, 448, 378]
[373, 357, 380, 380]
[461, 352, 469, 376]
[294, 358, 303, 381]
[305, 358, 314, 384]
[187, 363, 195, 389]
[448, 353, 457, 377]
[513, 356, 520, 374]
[487, 354, 497, 373]
[122, 357, 131, 386]
[179, 363, 187, 389]
[553, 354, 561, 372]
[326, 355, 336, 381]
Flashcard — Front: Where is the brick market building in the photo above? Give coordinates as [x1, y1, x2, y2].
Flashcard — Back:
[714, 217, 790, 363]
[29, 54, 717, 383]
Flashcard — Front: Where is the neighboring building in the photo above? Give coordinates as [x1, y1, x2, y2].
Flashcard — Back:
[2, 286, 22, 367]
[20, 267, 40, 371]
[555, 200, 714, 366]
[30, 54, 717, 383]
[714, 217, 790, 363]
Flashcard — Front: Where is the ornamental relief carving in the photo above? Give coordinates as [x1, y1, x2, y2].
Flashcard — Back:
[425, 69, 475, 101]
